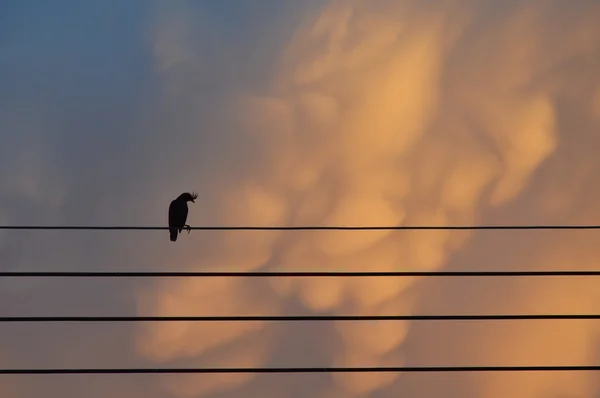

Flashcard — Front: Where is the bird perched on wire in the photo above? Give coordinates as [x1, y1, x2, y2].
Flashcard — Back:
[168, 192, 198, 242]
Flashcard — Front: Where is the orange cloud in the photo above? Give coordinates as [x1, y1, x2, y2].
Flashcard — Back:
[136, 0, 600, 397]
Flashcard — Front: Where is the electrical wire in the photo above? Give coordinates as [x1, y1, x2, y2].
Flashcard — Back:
[1, 270, 600, 277]
[2, 223, 599, 378]
[0, 314, 599, 322]
[2, 224, 600, 230]
[1, 366, 599, 374]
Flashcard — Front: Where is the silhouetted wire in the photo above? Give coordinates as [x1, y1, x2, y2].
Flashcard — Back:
[2, 224, 600, 230]
[1, 270, 600, 277]
[3, 226, 598, 378]
[1, 366, 599, 374]
[0, 315, 599, 322]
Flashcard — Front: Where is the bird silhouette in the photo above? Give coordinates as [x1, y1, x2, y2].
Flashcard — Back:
[168, 192, 198, 242]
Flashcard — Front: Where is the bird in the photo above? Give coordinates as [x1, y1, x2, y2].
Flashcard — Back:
[168, 191, 198, 242]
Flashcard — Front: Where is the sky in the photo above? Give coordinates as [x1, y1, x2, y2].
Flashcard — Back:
[1, 0, 600, 397]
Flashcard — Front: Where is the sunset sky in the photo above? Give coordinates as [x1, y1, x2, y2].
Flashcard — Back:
[1, 0, 600, 397]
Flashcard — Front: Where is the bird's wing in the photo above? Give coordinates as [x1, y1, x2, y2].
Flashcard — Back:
[169, 201, 182, 227]
[168, 200, 189, 228]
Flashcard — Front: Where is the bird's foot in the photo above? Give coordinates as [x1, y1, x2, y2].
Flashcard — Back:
[184, 224, 192, 234]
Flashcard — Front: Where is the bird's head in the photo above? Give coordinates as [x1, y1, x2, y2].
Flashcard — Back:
[183, 192, 198, 203]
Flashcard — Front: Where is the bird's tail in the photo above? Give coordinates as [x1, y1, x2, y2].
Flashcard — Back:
[169, 228, 178, 242]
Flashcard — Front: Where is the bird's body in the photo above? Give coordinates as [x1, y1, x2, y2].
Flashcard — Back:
[168, 192, 197, 241]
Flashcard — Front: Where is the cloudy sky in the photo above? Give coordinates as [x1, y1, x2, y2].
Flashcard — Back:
[1, 0, 600, 397]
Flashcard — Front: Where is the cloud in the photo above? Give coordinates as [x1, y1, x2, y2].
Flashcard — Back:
[1, 0, 600, 397]
[133, 0, 600, 397]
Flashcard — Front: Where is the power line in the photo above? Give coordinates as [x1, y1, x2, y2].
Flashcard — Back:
[1, 270, 599, 277]
[1, 366, 599, 374]
[2, 224, 600, 231]
[0, 314, 598, 322]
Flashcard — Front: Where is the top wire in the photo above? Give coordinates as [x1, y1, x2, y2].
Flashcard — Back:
[1, 225, 600, 230]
